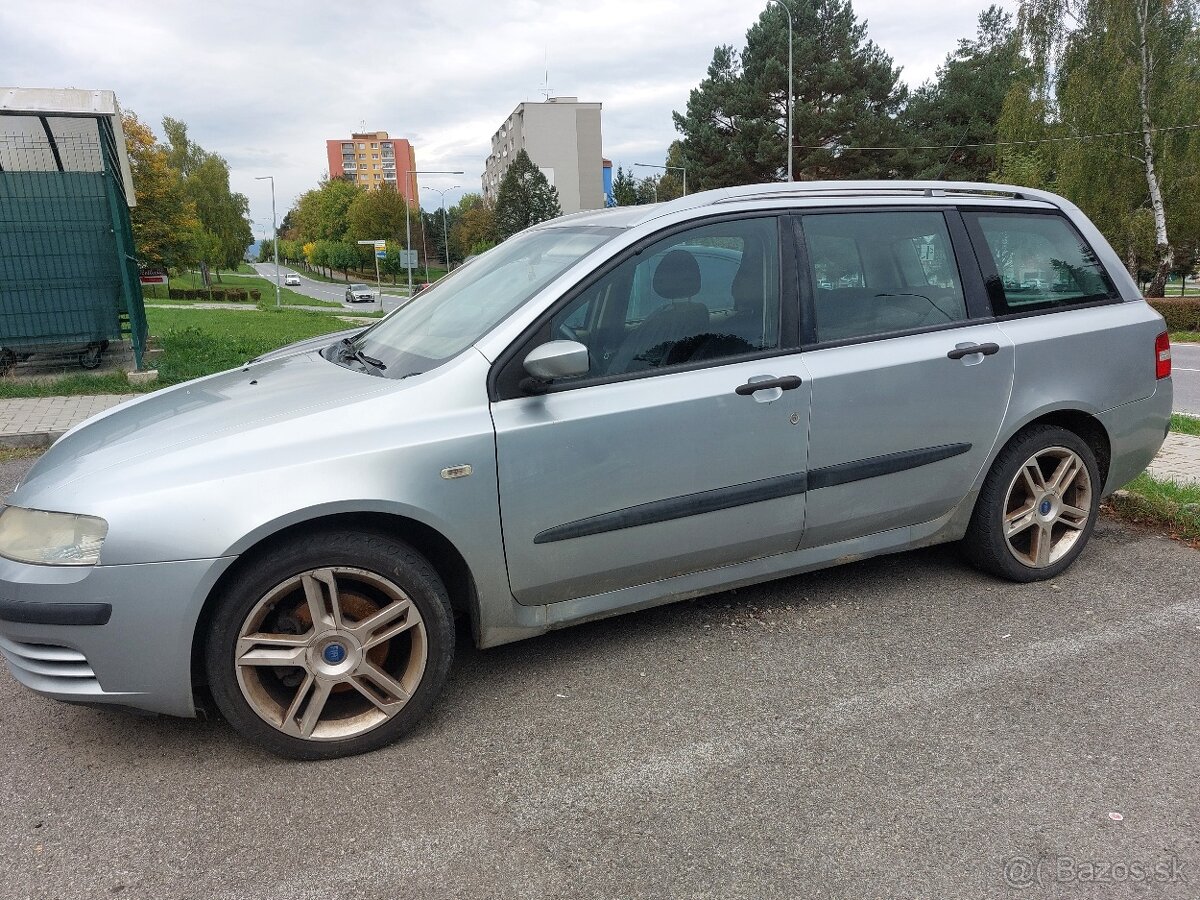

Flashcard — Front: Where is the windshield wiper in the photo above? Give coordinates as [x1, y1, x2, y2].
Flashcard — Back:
[338, 337, 387, 371]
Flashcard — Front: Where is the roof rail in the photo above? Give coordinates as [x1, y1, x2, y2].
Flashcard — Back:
[638, 180, 1067, 223]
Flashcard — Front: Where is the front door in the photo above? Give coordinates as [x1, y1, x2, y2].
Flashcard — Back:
[491, 215, 812, 606]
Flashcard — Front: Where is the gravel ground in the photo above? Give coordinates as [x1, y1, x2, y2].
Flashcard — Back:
[1, 452, 1198, 899]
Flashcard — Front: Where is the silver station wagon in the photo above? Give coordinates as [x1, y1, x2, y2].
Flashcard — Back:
[0, 181, 1173, 758]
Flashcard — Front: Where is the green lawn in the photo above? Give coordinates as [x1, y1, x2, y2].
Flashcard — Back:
[0, 307, 354, 398]
[1171, 414, 1200, 437]
[1171, 331, 1200, 343]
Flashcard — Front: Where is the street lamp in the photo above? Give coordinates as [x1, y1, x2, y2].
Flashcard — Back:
[767, 0, 794, 181]
[404, 169, 464, 298]
[254, 175, 281, 306]
[633, 162, 688, 197]
[422, 185, 460, 273]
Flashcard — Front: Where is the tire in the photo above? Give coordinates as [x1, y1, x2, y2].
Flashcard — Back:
[204, 530, 455, 760]
[79, 344, 104, 369]
[962, 424, 1101, 582]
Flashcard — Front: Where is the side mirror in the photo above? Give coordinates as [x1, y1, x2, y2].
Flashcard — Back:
[522, 340, 589, 382]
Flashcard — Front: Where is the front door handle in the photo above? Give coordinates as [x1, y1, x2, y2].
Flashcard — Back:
[735, 375, 803, 396]
[947, 342, 1000, 360]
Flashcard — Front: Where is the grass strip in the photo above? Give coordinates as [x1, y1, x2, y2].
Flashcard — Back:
[1108, 472, 1200, 545]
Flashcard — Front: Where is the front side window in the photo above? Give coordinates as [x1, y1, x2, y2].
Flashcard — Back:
[802, 211, 968, 343]
[350, 226, 617, 377]
[966, 212, 1117, 314]
[548, 217, 782, 379]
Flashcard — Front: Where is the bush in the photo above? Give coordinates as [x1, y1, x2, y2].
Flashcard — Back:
[168, 288, 184, 300]
[210, 289, 227, 302]
[1148, 298, 1200, 333]
[249, 290, 261, 301]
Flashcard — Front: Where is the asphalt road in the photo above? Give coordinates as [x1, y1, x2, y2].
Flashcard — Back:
[1171, 342, 1200, 416]
[2, 451, 1198, 899]
[249, 262, 410, 313]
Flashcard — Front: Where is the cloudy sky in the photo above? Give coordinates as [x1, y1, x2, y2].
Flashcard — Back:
[2, 0, 1015, 238]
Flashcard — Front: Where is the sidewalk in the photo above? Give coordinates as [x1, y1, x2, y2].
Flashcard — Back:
[0, 394, 134, 447]
[2, 394, 1200, 484]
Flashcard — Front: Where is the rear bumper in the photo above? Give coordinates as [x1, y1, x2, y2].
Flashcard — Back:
[1098, 379, 1173, 494]
[0, 554, 236, 717]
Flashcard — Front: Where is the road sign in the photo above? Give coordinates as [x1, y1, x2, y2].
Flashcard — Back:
[374, 240, 386, 250]
[375, 250, 386, 259]
[400, 250, 418, 269]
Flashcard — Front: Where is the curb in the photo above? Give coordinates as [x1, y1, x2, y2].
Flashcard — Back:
[0, 431, 63, 450]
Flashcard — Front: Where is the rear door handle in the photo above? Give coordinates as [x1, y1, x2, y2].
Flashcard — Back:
[947, 342, 1000, 360]
[735, 375, 803, 395]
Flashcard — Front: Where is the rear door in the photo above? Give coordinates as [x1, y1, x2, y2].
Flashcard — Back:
[795, 208, 1016, 548]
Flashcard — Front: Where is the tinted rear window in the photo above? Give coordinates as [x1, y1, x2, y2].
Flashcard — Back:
[965, 212, 1117, 315]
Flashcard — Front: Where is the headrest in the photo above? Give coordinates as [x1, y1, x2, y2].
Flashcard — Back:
[653, 249, 701, 300]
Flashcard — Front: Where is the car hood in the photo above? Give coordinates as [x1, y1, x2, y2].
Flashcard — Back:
[15, 350, 397, 497]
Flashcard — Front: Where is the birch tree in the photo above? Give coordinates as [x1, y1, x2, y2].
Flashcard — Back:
[1012, 0, 1199, 295]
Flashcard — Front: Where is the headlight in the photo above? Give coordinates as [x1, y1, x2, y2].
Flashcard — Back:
[0, 507, 108, 566]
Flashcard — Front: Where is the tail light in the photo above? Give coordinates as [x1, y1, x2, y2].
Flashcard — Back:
[1155, 331, 1171, 379]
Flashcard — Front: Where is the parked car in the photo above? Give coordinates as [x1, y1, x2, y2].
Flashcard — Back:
[283, 273, 301, 286]
[345, 283, 375, 303]
[0, 181, 1172, 760]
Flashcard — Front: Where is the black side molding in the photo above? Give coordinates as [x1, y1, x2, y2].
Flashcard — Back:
[532, 442, 973, 545]
[807, 443, 972, 491]
[0, 599, 112, 626]
[534, 472, 809, 544]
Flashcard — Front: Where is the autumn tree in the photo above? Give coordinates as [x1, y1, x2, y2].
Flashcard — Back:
[292, 178, 363, 243]
[493, 150, 562, 241]
[449, 194, 497, 257]
[161, 117, 252, 283]
[121, 112, 199, 270]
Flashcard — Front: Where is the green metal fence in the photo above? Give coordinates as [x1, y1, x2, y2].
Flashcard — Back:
[0, 115, 147, 371]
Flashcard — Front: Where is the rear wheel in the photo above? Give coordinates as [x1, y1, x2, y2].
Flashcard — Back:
[205, 530, 454, 759]
[963, 425, 1101, 582]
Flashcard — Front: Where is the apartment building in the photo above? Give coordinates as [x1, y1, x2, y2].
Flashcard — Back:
[325, 132, 418, 201]
[482, 98, 604, 214]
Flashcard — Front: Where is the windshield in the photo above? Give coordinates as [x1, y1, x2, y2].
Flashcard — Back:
[347, 225, 619, 377]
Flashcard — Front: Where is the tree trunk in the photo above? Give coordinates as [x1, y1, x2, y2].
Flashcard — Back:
[1137, 0, 1172, 298]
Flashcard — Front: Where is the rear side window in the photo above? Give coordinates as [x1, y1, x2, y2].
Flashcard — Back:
[965, 212, 1117, 315]
[801, 211, 968, 343]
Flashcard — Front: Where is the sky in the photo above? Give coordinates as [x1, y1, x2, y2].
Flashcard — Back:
[1, 0, 1017, 240]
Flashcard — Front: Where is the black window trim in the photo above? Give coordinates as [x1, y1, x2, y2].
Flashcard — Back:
[488, 211, 800, 402]
[959, 206, 1122, 320]
[790, 205, 995, 352]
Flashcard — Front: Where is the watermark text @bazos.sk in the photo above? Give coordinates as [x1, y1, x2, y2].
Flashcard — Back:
[1002, 855, 1187, 889]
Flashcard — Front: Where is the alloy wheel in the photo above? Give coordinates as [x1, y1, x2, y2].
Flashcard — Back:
[234, 567, 428, 741]
[1002, 446, 1093, 569]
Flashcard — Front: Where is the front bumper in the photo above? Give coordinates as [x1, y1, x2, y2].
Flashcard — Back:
[0, 554, 236, 717]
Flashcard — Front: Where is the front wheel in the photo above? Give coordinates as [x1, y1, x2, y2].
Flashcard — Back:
[205, 531, 455, 759]
[962, 425, 1101, 582]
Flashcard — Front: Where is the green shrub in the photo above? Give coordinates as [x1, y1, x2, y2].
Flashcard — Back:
[1148, 298, 1200, 333]
[210, 289, 227, 302]
[249, 289, 261, 301]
